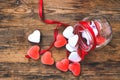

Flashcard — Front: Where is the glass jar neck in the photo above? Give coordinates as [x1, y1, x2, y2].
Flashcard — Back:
[74, 21, 97, 52]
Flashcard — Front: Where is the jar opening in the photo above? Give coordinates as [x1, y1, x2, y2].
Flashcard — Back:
[74, 21, 96, 52]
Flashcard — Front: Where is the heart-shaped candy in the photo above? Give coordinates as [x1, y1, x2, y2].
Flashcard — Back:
[28, 30, 41, 43]
[82, 30, 91, 45]
[94, 21, 102, 31]
[66, 44, 77, 52]
[69, 63, 81, 76]
[27, 45, 40, 60]
[96, 36, 106, 44]
[90, 21, 98, 36]
[56, 59, 69, 72]
[54, 34, 67, 48]
[68, 52, 81, 62]
[41, 51, 54, 65]
[68, 35, 78, 47]
[63, 26, 74, 39]
[82, 21, 99, 45]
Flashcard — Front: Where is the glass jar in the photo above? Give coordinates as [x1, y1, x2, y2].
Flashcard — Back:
[74, 16, 112, 52]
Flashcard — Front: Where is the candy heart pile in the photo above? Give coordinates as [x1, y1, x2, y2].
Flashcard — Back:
[63, 26, 78, 52]
[26, 20, 106, 76]
[63, 26, 82, 63]
[23, 0, 112, 77]
[26, 28, 82, 76]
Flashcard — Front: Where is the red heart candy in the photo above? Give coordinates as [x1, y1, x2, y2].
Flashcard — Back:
[94, 21, 101, 32]
[27, 45, 40, 60]
[41, 51, 54, 65]
[69, 63, 81, 76]
[56, 59, 69, 72]
[96, 36, 106, 44]
[54, 34, 67, 48]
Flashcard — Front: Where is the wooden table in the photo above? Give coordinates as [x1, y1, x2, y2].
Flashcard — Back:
[0, 0, 120, 80]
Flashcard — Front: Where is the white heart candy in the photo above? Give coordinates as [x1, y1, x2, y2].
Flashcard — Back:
[90, 21, 98, 36]
[28, 30, 41, 43]
[81, 21, 99, 45]
[66, 44, 77, 52]
[68, 52, 81, 62]
[82, 30, 91, 45]
[63, 26, 74, 39]
[68, 35, 78, 47]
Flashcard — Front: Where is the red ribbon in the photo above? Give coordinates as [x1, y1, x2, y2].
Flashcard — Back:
[39, 0, 69, 26]
[39, 0, 69, 54]
[79, 21, 96, 51]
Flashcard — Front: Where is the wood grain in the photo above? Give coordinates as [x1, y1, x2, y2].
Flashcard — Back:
[0, 0, 120, 80]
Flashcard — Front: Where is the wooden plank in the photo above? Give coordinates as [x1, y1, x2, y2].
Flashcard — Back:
[0, 61, 120, 80]
[0, 0, 120, 80]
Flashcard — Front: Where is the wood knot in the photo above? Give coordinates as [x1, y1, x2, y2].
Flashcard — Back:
[15, 7, 26, 12]
[14, 6, 32, 14]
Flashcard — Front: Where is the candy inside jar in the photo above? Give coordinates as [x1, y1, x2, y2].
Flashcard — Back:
[74, 16, 112, 52]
